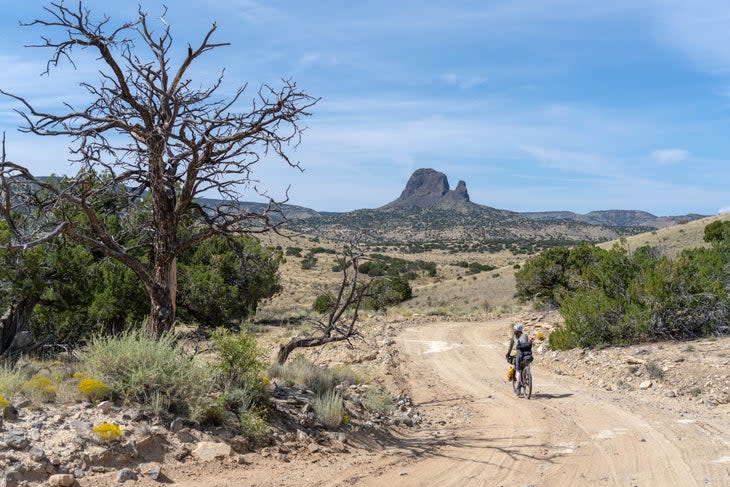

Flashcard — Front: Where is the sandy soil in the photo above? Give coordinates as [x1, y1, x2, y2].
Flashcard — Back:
[83, 316, 730, 486]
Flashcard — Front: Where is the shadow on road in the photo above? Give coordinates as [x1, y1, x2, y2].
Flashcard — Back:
[348, 428, 565, 470]
[530, 392, 573, 400]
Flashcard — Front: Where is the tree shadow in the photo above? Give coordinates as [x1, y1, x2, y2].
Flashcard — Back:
[347, 427, 567, 469]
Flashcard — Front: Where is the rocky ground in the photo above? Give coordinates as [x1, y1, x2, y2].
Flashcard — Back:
[0, 357, 421, 487]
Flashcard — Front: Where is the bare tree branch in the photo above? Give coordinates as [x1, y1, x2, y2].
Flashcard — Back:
[1, 2, 318, 335]
[277, 241, 369, 364]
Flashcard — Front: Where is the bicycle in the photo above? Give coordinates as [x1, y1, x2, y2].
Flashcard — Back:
[508, 353, 533, 399]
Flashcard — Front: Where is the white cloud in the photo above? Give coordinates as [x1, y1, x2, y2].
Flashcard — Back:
[441, 72, 488, 89]
[650, 148, 689, 164]
[647, 0, 730, 74]
[719, 206, 730, 215]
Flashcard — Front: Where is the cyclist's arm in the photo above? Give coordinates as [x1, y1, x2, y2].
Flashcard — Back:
[506, 337, 514, 355]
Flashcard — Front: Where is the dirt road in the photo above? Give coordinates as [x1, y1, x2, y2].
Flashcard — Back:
[358, 317, 730, 486]
[100, 317, 730, 486]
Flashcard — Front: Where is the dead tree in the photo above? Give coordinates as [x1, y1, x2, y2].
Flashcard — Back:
[277, 244, 370, 364]
[0, 2, 317, 335]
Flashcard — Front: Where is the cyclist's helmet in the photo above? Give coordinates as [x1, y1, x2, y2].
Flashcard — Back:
[513, 323, 524, 332]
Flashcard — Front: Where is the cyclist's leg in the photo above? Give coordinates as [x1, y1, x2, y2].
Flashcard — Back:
[516, 350, 524, 379]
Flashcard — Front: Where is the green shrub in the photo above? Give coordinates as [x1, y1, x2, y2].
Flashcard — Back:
[314, 390, 344, 429]
[300, 254, 317, 270]
[361, 388, 393, 414]
[363, 276, 413, 311]
[521, 232, 730, 349]
[239, 409, 270, 442]
[285, 247, 303, 257]
[210, 328, 264, 391]
[79, 330, 214, 419]
[548, 328, 577, 350]
[312, 293, 336, 314]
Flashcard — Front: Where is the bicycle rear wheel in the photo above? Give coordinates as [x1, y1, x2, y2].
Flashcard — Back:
[523, 366, 532, 399]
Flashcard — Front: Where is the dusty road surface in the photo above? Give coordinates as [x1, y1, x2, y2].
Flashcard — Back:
[86, 317, 730, 486]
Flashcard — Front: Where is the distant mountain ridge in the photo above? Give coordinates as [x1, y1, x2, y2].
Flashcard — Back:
[284, 168, 706, 243]
[521, 209, 705, 230]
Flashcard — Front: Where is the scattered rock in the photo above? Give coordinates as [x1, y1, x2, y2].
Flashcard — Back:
[639, 381, 653, 390]
[47, 473, 75, 487]
[139, 462, 162, 480]
[296, 429, 311, 443]
[665, 391, 677, 398]
[192, 442, 232, 461]
[3, 406, 19, 421]
[115, 468, 137, 483]
[14, 399, 31, 409]
[69, 420, 92, 434]
[28, 446, 46, 462]
[2, 470, 22, 487]
[175, 428, 197, 443]
[6, 431, 28, 450]
[96, 401, 114, 414]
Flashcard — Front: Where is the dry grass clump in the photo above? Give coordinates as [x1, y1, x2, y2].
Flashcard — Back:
[0, 366, 25, 398]
[313, 390, 344, 429]
[79, 330, 214, 419]
[269, 356, 363, 394]
[645, 361, 665, 380]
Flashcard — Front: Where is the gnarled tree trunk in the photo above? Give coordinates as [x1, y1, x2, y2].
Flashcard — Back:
[0, 295, 39, 360]
[147, 257, 177, 337]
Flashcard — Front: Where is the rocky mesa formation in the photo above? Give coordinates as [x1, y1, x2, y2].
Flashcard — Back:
[381, 168, 473, 211]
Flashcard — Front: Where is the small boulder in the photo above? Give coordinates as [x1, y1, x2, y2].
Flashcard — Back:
[115, 468, 137, 483]
[3, 405, 19, 421]
[192, 441, 232, 461]
[2, 470, 22, 487]
[6, 431, 28, 450]
[96, 401, 114, 414]
[47, 473, 75, 487]
[29, 446, 46, 462]
[639, 381, 653, 390]
[175, 428, 197, 443]
[139, 462, 162, 480]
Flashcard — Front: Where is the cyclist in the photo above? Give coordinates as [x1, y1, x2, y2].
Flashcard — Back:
[505, 323, 533, 394]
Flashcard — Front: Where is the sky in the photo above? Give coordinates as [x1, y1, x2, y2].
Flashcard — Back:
[0, 1, 729, 216]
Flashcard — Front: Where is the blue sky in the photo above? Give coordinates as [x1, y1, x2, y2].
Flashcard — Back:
[1, 1, 729, 215]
